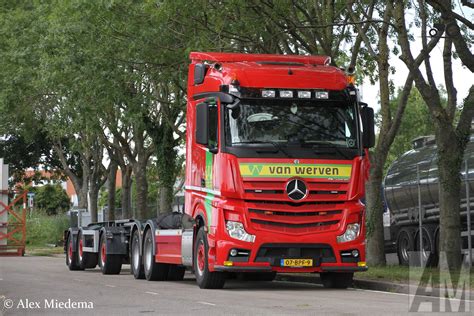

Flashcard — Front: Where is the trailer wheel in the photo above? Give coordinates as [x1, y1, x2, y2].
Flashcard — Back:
[320, 272, 353, 289]
[415, 225, 437, 267]
[194, 227, 226, 289]
[66, 232, 82, 271]
[168, 265, 186, 281]
[77, 231, 98, 269]
[131, 230, 145, 279]
[143, 228, 169, 281]
[99, 233, 122, 274]
[396, 227, 416, 266]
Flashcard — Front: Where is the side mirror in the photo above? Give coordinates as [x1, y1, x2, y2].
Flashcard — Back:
[360, 106, 375, 148]
[194, 63, 206, 85]
[196, 102, 209, 145]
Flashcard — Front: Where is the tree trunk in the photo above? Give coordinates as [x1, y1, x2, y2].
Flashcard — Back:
[89, 181, 99, 223]
[365, 153, 387, 266]
[156, 124, 177, 216]
[437, 130, 463, 271]
[77, 187, 88, 209]
[121, 166, 132, 219]
[159, 186, 171, 214]
[134, 164, 148, 220]
[107, 160, 117, 221]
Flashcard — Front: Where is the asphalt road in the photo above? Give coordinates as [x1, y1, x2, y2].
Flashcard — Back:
[0, 256, 469, 315]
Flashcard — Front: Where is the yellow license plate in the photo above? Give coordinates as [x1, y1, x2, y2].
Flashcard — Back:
[280, 259, 313, 267]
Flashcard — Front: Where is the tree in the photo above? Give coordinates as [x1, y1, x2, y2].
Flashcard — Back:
[347, 0, 441, 266]
[383, 88, 434, 171]
[33, 184, 71, 215]
[395, 0, 474, 271]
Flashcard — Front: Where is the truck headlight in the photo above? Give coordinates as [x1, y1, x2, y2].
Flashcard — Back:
[337, 223, 360, 243]
[225, 221, 255, 243]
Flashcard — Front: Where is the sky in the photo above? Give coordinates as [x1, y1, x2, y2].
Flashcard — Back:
[360, 7, 474, 114]
[360, 39, 473, 113]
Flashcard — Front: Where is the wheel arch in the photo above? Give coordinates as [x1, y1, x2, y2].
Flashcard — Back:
[143, 219, 158, 256]
[130, 221, 144, 256]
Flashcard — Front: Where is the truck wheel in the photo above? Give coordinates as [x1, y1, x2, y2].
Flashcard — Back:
[240, 272, 276, 281]
[77, 231, 98, 269]
[194, 227, 226, 289]
[143, 228, 169, 281]
[99, 233, 122, 274]
[168, 265, 186, 281]
[320, 272, 353, 289]
[66, 232, 82, 271]
[131, 230, 145, 279]
[396, 227, 415, 266]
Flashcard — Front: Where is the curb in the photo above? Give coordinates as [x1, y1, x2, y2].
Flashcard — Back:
[276, 274, 474, 299]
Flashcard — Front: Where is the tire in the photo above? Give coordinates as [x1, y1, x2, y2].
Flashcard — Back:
[240, 272, 276, 281]
[77, 231, 98, 269]
[415, 225, 437, 267]
[99, 233, 122, 274]
[66, 232, 82, 271]
[131, 230, 145, 279]
[168, 265, 186, 281]
[320, 272, 353, 289]
[194, 227, 226, 289]
[396, 227, 416, 266]
[143, 228, 169, 281]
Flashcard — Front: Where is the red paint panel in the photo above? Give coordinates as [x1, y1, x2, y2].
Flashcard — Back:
[155, 235, 182, 265]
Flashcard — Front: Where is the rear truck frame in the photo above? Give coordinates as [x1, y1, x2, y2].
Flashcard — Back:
[65, 52, 376, 289]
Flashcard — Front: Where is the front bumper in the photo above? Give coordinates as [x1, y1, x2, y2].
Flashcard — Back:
[213, 264, 368, 273]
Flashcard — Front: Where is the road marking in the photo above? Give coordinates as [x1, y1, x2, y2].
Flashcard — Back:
[73, 278, 83, 282]
[145, 291, 158, 295]
[198, 301, 216, 306]
[105, 284, 116, 288]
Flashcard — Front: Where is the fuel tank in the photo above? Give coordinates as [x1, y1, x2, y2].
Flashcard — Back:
[384, 135, 474, 226]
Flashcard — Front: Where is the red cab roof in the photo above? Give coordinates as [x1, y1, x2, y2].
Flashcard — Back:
[190, 52, 331, 66]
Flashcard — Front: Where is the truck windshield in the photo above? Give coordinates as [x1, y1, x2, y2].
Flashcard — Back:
[225, 99, 358, 149]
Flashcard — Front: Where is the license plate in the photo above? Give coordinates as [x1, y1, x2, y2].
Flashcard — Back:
[280, 259, 313, 267]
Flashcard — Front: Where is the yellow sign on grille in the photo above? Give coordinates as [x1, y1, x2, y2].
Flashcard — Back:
[239, 163, 352, 180]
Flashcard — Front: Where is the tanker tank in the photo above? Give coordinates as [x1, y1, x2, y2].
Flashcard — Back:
[383, 135, 474, 266]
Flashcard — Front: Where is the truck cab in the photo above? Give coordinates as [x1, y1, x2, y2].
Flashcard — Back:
[185, 52, 375, 288]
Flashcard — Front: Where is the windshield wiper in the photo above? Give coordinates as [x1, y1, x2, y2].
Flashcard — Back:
[232, 141, 292, 158]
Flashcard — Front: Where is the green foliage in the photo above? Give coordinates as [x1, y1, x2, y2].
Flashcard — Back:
[98, 187, 122, 209]
[26, 211, 69, 247]
[377, 88, 435, 173]
[33, 184, 71, 215]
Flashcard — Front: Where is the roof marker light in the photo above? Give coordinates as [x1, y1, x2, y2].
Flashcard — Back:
[315, 91, 329, 99]
[297, 91, 311, 98]
[262, 90, 275, 98]
[280, 90, 293, 98]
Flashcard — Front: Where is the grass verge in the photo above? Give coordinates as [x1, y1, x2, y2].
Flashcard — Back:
[357, 265, 474, 289]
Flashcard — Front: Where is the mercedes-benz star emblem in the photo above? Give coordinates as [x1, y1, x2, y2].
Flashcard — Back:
[285, 179, 308, 201]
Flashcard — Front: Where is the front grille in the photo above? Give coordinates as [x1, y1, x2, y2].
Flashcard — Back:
[246, 199, 344, 234]
[251, 219, 339, 228]
[243, 180, 349, 202]
[255, 243, 336, 265]
[249, 208, 342, 217]
[246, 200, 343, 207]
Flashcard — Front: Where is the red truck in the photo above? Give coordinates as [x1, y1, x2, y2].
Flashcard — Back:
[65, 52, 375, 289]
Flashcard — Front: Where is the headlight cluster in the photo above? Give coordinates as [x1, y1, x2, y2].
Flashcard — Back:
[225, 221, 256, 243]
[337, 223, 360, 243]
